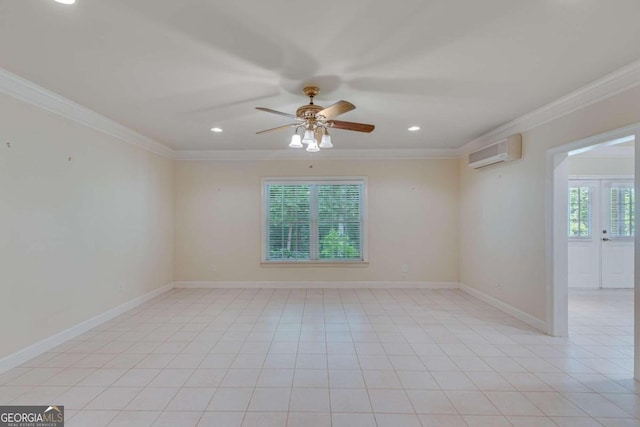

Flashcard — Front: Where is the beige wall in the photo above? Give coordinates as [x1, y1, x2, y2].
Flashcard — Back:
[174, 158, 459, 283]
[569, 155, 634, 176]
[459, 85, 640, 323]
[0, 94, 174, 358]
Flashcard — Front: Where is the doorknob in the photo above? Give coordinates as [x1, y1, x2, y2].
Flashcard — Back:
[602, 237, 610, 241]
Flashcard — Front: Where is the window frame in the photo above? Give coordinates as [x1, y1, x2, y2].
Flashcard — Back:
[261, 177, 368, 265]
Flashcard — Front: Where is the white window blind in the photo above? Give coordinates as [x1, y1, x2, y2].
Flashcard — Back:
[264, 179, 365, 262]
[610, 184, 634, 238]
[568, 186, 592, 238]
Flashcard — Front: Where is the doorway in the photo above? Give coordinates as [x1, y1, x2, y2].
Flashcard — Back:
[547, 125, 639, 379]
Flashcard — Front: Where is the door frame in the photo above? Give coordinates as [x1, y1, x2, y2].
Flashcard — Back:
[546, 122, 639, 378]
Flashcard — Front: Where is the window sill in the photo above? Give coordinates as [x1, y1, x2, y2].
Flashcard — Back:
[261, 261, 369, 268]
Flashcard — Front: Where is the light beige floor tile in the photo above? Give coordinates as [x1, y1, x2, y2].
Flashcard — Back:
[507, 416, 560, 427]
[78, 369, 127, 387]
[165, 387, 215, 411]
[445, 390, 500, 415]
[112, 369, 160, 387]
[0, 288, 635, 427]
[257, 369, 294, 387]
[56, 386, 105, 409]
[148, 369, 193, 387]
[375, 413, 421, 427]
[522, 391, 587, 416]
[431, 371, 477, 390]
[331, 413, 376, 427]
[418, 414, 467, 427]
[208, 388, 253, 411]
[287, 412, 331, 427]
[125, 387, 178, 410]
[289, 388, 330, 412]
[241, 412, 287, 427]
[107, 410, 159, 427]
[152, 411, 203, 427]
[407, 390, 457, 415]
[66, 410, 118, 427]
[293, 369, 328, 388]
[329, 388, 371, 412]
[221, 369, 260, 387]
[368, 389, 414, 413]
[362, 370, 402, 389]
[549, 417, 602, 427]
[328, 369, 365, 388]
[86, 387, 143, 410]
[462, 415, 512, 427]
[563, 392, 631, 418]
[484, 391, 544, 416]
[197, 411, 244, 427]
[247, 387, 290, 411]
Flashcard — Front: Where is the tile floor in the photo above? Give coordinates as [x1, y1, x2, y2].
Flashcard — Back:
[0, 288, 638, 426]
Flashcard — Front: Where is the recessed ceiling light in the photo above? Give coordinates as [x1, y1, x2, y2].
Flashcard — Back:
[210, 127, 223, 133]
[408, 126, 421, 132]
[54, 0, 76, 4]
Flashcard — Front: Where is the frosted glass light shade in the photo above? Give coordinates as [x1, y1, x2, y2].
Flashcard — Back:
[289, 134, 303, 148]
[306, 141, 320, 152]
[302, 129, 315, 144]
[319, 133, 333, 148]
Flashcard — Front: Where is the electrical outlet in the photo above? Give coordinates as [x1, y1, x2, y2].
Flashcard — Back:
[402, 264, 409, 273]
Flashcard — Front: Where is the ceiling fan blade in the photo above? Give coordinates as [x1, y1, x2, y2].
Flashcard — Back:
[255, 107, 301, 120]
[256, 123, 299, 134]
[330, 120, 375, 133]
[317, 100, 355, 119]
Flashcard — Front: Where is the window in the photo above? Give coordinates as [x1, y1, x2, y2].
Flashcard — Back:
[568, 186, 591, 238]
[610, 184, 634, 238]
[263, 179, 366, 262]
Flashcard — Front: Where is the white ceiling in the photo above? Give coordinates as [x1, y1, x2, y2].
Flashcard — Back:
[1, 0, 640, 151]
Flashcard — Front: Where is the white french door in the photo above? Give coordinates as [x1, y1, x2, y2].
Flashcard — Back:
[568, 178, 634, 288]
[568, 180, 600, 288]
[601, 180, 635, 288]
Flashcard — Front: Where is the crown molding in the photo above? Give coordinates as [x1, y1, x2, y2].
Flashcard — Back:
[175, 148, 458, 161]
[457, 59, 640, 156]
[4, 57, 640, 162]
[0, 67, 175, 159]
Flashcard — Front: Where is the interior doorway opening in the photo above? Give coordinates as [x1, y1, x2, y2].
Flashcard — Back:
[568, 137, 635, 289]
[547, 125, 639, 379]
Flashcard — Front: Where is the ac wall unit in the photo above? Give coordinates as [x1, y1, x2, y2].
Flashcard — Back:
[468, 134, 522, 169]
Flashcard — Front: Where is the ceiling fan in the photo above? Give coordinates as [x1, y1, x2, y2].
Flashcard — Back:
[255, 86, 375, 152]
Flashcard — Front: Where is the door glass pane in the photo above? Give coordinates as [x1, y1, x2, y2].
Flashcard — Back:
[610, 185, 635, 238]
[568, 186, 591, 238]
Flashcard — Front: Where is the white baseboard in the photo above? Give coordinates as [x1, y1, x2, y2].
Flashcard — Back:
[0, 282, 174, 374]
[173, 281, 460, 289]
[459, 283, 547, 332]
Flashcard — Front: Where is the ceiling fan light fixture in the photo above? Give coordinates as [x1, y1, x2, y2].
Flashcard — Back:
[255, 87, 374, 153]
[289, 133, 303, 148]
[319, 130, 333, 148]
[302, 129, 315, 144]
[306, 140, 320, 152]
